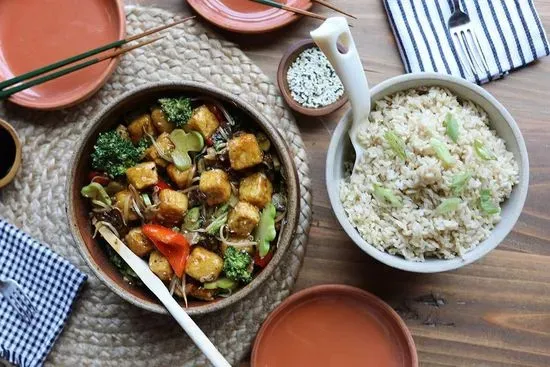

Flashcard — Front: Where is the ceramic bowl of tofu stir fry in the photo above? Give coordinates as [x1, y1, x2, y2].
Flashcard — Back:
[67, 82, 299, 315]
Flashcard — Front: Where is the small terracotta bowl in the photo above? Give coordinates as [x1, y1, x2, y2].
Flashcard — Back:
[252, 285, 418, 367]
[0, 119, 22, 189]
[277, 39, 348, 117]
[67, 82, 300, 315]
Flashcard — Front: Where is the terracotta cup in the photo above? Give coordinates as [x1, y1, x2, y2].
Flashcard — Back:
[0, 119, 22, 189]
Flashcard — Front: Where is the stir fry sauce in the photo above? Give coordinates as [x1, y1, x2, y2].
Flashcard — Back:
[82, 97, 287, 303]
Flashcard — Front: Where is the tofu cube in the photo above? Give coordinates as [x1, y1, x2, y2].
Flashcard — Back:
[144, 133, 175, 168]
[125, 228, 154, 257]
[199, 169, 231, 206]
[185, 247, 224, 283]
[126, 162, 159, 190]
[176, 283, 215, 301]
[239, 172, 273, 208]
[127, 114, 156, 143]
[227, 201, 260, 237]
[167, 164, 193, 189]
[228, 134, 263, 170]
[149, 250, 173, 282]
[157, 189, 188, 225]
[151, 107, 175, 134]
[114, 190, 139, 222]
[186, 105, 220, 138]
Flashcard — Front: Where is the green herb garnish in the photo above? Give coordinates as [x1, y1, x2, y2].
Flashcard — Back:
[159, 97, 193, 128]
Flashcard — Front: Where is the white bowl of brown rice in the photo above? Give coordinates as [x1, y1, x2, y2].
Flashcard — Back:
[326, 73, 528, 273]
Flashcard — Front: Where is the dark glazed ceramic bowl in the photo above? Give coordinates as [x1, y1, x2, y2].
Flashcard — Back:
[67, 82, 300, 315]
[277, 39, 348, 117]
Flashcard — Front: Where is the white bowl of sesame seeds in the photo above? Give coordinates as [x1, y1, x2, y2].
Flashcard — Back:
[277, 39, 348, 117]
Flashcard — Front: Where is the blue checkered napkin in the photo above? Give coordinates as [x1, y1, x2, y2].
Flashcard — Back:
[383, 0, 550, 84]
[0, 218, 87, 367]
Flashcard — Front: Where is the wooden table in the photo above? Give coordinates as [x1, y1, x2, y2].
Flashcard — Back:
[132, 1, 550, 365]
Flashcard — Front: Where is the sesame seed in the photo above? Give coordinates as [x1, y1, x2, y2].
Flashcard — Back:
[286, 47, 344, 108]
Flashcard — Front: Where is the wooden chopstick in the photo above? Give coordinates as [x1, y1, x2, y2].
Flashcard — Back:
[0, 16, 195, 92]
[249, 0, 354, 26]
[249, 0, 327, 21]
[0, 37, 165, 100]
[312, 0, 357, 19]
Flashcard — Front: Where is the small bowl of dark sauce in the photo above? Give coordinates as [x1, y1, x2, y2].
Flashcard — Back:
[0, 119, 22, 189]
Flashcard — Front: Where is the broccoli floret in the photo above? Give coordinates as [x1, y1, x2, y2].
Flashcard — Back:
[223, 246, 253, 284]
[159, 97, 193, 128]
[91, 130, 149, 178]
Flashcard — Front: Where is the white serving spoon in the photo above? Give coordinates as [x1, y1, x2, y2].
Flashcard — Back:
[311, 17, 370, 174]
[96, 224, 231, 367]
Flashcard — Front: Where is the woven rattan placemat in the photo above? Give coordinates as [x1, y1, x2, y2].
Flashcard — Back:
[0, 6, 312, 366]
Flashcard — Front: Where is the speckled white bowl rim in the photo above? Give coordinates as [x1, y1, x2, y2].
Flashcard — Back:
[326, 72, 529, 273]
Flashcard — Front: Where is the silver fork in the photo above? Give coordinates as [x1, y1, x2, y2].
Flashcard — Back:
[0, 279, 35, 322]
[448, 0, 490, 81]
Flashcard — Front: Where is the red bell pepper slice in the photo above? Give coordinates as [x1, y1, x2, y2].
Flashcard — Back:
[88, 171, 110, 186]
[142, 224, 190, 278]
[254, 249, 274, 268]
[154, 178, 171, 191]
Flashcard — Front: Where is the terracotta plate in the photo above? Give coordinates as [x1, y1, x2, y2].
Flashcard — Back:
[0, 0, 125, 110]
[187, 0, 312, 34]
[252, 285, 418, 367]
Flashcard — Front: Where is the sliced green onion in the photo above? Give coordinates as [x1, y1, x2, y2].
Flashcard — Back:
[384, 130, 407, 160]
[444, 113, 459, 143]
[105, 181, 125, 196]
[435, 198, 462, 214]
[228, 194, 239, 207]
[170, 129, 204, 152]
[204, 278, 237, 290]
[183, 207, 201, 231]
[81, 182, 111, 206]
[373, 184, 403, 208]
[450, 171, 472, 195]
[169, 129, 204, 171]
[430, 138, 456, 168]
[171, 149, 192, 171]
[141, 193, 152, 207]
[479, 189, 500, 215]
[256, 132, 271, 152]
[474, 139, 496, 160]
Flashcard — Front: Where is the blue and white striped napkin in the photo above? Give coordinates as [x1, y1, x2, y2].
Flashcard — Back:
[383, 0, 550, 84]
[0, 218, 87, 367]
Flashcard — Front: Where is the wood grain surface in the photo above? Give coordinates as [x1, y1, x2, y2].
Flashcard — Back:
[129, 1, 550, 365]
